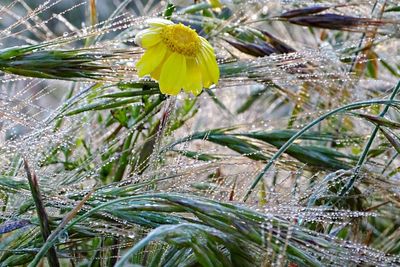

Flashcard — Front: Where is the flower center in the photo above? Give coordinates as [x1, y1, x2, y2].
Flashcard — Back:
[160, 24, 201, 57]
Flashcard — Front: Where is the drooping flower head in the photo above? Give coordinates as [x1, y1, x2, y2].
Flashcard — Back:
[134, 19, 219, 96]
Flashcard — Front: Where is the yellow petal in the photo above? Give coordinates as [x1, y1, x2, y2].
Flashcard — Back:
[134, 28, 162, 48]
[184, 58, 202, 95]
[196, 38, 219, 88]
[198, 54, 212, 88]
[204, 50, 220, 85]
[147, 18, 173, 28]
[200, 38, 219, 85]
[159, 53, 186, 95]
[200, 36, 214, 52]
[136, 43, 167, 77]
[150, 51, 171, 80]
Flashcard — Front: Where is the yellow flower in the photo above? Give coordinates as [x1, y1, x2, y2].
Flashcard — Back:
[135, 18, 219, 96]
